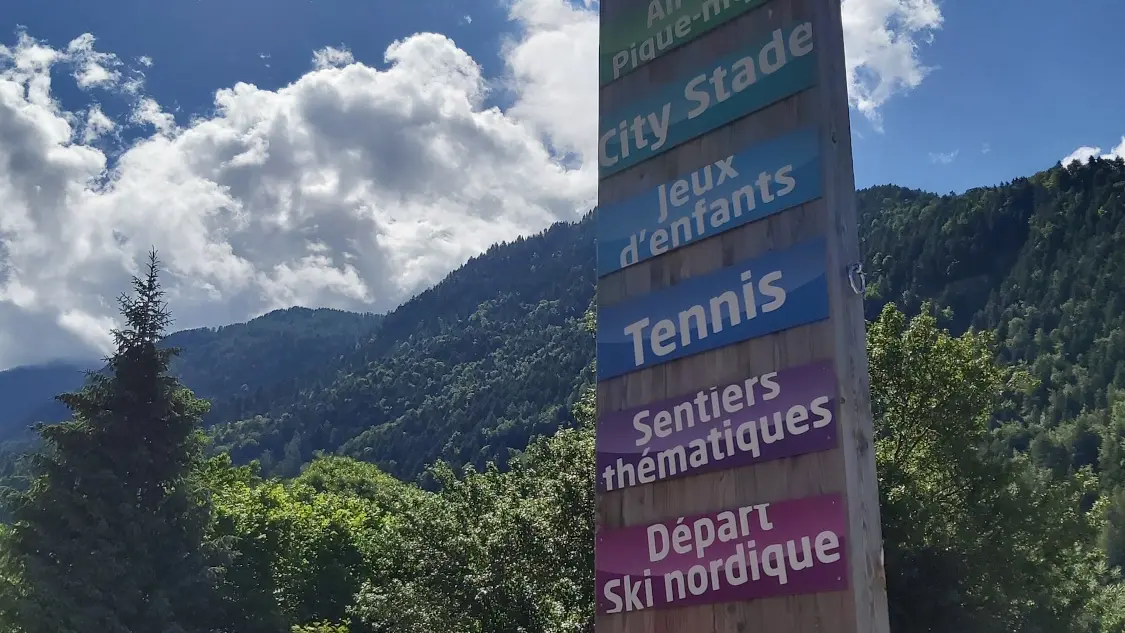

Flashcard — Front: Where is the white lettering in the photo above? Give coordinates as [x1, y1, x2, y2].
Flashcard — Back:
[682, 24, 815, 121]
[622, 268, 787, 368]
[653, 410, 674, 438]
[815, 530, 841, 563]
[647, 0, 667, 27]
[610, 521, 844, 611]
[700, 0, 730, 21]
[599, 104, 672, 168]
[810, 395, 833, 428]
[622, 161, 800, 269]
[605, 23, 815, 171]
[649, 104, 671, 150]
[603, 579, 624, 613]
[684, 73, 710, 119]
[600, 374, 838, 492]
[648, 522, 670, 561]
[599, 128, 619, 167]
[632, 410, 653, 446]
[612, 50, 630, 76]
[624, 318, 650, 367]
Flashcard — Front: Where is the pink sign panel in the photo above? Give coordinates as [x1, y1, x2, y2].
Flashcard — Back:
[596, 359, 838, 492]
[596, 493, 848, 614]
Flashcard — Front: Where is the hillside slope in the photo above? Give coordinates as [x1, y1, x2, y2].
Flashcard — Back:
[4, 157, 1124, 488]
[169, 306, 384, 425]
[0, 307, 383, 441]
[217, 156, 1121, 483]
[210, 217, 597, 480]
[859, 157, 1125, 429]
[0, 361, 97, 441]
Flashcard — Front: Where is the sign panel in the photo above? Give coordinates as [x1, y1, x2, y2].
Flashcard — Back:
[596, 493, 849, 614]
[600, 0, 771, 85]
[596, 126, 822, 277]
[596, 236, 829, 381]
[598, 21, 818, 179]
[596, 0, 892, 629]
[596, 359, 838, 492]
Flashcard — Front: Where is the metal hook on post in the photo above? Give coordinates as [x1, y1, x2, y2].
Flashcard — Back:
[847, 262, 866, 296]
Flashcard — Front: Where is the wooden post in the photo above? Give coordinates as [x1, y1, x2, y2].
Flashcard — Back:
[594, 0, 891, 631]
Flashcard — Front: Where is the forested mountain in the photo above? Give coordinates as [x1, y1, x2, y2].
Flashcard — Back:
[0, 361, 97, 440]
[208, 219, 597, 480]
[207, 157, 1125, 484]
[860, 160, 1125, 425]
[0, 307, 382, 439]
[857, 159, 1125, 508]
[167, 306, 385, 425]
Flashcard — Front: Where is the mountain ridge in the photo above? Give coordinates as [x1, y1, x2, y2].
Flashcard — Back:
[0, 306, 384, 440]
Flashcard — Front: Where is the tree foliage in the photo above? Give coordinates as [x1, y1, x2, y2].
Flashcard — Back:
[88, 302, 1122, 632]
[0, 252, 220, 633]
[869, 303, 1110, 632]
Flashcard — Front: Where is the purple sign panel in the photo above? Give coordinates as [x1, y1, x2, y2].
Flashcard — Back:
[597, 359, 838, 493]
[596, 493, 849, 614]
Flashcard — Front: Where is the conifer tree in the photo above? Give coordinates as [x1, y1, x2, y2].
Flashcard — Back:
[0, 250, 220, 633]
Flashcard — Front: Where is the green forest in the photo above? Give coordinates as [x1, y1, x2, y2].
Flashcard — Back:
[1, 155, 1125, 632]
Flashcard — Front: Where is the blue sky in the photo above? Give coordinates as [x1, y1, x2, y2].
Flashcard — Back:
[4, 0, 509, 114]
[0, 0, 1122, 369]
[856, 0, 1125, 193]
[3, 0, 517, 154]
[7, 0, 1121, 194]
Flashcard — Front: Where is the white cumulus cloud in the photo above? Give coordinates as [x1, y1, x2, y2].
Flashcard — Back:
[1063, 137, 1125, 166]
[0, 0, 941, 370]
[842, 0, 943, 129]
[312, 46, 355, 70]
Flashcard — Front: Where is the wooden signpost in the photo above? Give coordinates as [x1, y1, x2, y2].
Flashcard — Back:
[594, 0, 892, 631]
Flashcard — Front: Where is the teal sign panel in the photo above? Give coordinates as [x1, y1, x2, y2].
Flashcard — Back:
[598, 22, 818, 179]
[600, 0, 771, 86]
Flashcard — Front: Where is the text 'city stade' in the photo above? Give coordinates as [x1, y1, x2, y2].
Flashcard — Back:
[593, 0, 892, 632]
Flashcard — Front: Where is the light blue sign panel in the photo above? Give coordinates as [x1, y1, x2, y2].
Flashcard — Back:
[596, 237, 829, 381]
[597, 126, 822, 278]
[598, 22, 818, 179]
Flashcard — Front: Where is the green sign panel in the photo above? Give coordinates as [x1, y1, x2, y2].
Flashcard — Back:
[600, 0, 771, 86]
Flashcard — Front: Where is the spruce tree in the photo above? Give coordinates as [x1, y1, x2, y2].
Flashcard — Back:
[0, 250, 220, 633]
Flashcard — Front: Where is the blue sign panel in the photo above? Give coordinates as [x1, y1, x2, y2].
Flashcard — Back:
[597, 126, 822, 278]
[598, 22, 818, 179]
[596, 237, 830, 381]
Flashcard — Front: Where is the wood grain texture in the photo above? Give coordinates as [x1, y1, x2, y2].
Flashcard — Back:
[806, 0, 892, 629]
[595, 0, 890, 631]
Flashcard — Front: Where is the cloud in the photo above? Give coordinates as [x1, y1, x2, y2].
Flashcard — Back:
[981, 143, 991, 154]
[0, 0, 940, 370]
[502, 0, 599, 166]
[66, 33, 123, 89]
[929, 150, 958, 165]
[0, 28, 592, 370]
[1062, 137, 1125, 166]
[82, 104, 116, 143]
[312, 46, 355, 69]
[842, 0, 943, 130]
